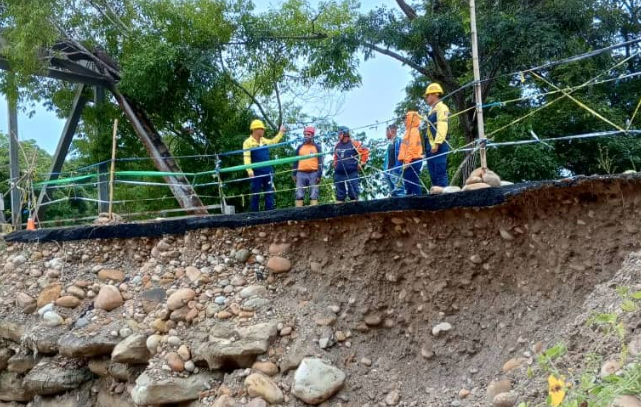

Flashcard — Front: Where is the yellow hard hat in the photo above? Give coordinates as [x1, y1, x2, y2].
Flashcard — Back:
[250, 120, 266, 131]
[424, 83, 444, 95]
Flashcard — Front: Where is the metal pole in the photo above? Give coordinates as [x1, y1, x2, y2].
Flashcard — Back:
[108, 119, 118, 219]
[469, 0, 487, 171]
[97, 162, 109, 214]
[7, 97, 21, 230]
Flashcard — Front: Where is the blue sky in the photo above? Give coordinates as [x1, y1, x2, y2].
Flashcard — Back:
[0, 0, 412, 154]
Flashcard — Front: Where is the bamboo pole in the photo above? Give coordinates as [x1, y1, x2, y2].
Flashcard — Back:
[108, 119, 118, 219]
[469, 0, 488, 171]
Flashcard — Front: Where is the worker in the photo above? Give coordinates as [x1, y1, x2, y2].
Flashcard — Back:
[292, 126, 323, 207]
[383, 124, 404, 197]
[243, 119, 286, 211]
[398, 111, 424, 195]
[424, 83, 450, 187]
[333, 126, 369, 203]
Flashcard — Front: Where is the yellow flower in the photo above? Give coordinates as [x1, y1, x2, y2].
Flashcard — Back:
[548, 375, 567, 407]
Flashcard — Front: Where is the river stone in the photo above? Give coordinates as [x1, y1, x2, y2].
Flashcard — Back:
[58, 328, 121, 358]
[111, 333, 151, 364]
[167, 289, 196, 311]
[266, 257, 291, 274]
[240, 286, 267, 299]
[131, 371, 222, 405]
[291, 358, 346, 405]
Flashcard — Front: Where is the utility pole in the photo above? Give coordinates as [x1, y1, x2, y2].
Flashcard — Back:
[469, 0, 488, 171]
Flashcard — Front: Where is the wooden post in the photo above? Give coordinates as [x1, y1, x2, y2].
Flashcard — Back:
[7, 97, 21, 230]
[108, 119, 118, 219]
[469, 0, 487, 171]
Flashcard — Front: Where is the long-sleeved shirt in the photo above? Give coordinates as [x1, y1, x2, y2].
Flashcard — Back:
[333, 139, 369, 175]
[242, 131, 284, 176]
[426, 101, 450, 148]
[384, 137, 403, 172]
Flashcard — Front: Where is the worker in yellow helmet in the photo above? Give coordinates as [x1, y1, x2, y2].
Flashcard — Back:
[424, 83, 450, 187]
[243, 120, 286, 211]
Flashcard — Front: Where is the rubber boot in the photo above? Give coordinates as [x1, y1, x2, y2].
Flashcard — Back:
[295, 200, 304, 207]
[310, 200, 318, 206]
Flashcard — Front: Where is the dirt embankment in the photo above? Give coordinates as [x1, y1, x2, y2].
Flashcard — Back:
[0, 176, 640, 407]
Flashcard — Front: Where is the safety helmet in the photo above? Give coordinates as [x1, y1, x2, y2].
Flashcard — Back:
[424, 83, 444, 96]
[337, 126, 350, 135]
[250, 120, 266, 131]
[303, 126, 316, 136]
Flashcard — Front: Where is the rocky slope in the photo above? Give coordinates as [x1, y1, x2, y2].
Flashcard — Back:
[0, 176, 640, 407]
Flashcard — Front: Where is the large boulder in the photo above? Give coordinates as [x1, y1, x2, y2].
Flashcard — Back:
[111, 333, 150, 364]
[291, 358, 346, 405]
[23, 359, 93, 396]
[193, 322, 279, 369]
[131, 371, 221, 405]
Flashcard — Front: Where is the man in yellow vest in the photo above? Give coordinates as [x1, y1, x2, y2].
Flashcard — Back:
[424, 83, 450, 187]
[243, 120, 286, 211]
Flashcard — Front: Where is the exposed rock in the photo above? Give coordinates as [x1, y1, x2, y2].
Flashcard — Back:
[630, 333, 641, 357]
[185, 266, 202, 282]
[55, 296, 81, 308]
[430, 186, 444, 195]
[131, 371, 221, 405]
[97, 269, 124, 282]
[443, 186, 462, 193]
[482, 171, 502, 187]
[42, 311, 64, 327]
[0, 349, 12, 371]
[385, 390, 400, 406]
[111, 333, 151, 364]
[16, 293, 36, 314]
[58, 329, 121, 358]
[466, 176, 483, 185]
[23, 359, 92, 396]
[0, 372, 33, 402]
[37, 284, 62, 308]
[94, 286, 123, 311]
[66, 286, 85, 299]
[167, 288, 196, 311]
[291, 358, 346, 405]
[194, 321, 279, 369]
[212, 395, 236, 407]
[7, 352, 38, 374]
[244, 297, 271, 311]
[88, 359, 109, 377]
[235, 249, 251, 263]
[244, 373, 284, 404]
[266, 257, 292, 274]
[21, 325, 63, 355]
[0, 320, 25, 343]
[166, 352, 184, 372]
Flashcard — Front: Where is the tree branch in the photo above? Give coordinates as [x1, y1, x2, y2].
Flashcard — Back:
[395, 0, 418, 20]
[274, 81, 283, 127]
[363, 42, 428, 75]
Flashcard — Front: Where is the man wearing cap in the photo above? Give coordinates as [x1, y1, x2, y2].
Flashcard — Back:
[293, 126, 323, 207]
[424, 83, 451, 187]
[333, 126, 369, 203]
[243, 120, 286, 211]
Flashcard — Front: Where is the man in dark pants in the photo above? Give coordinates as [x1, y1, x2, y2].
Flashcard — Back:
[243, 119, 286, 211]
[424, 83, 451, 187]
[333, 126, 369, 203]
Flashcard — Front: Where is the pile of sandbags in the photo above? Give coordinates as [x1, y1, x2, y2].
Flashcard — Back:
[430, 168, 513, 195]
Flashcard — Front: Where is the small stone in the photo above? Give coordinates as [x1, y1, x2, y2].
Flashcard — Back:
[600, 360, 621, 377]
[235, 249, 251, 263]
[67, 286, 86, 299]
[502, 357, 526, 372]
[360, 358, 372, 367]
[280, 327, 292, 336]
[335, 331, 347, 342]
[385, 390, 400, 406]
[185, 360, 196, 372]
[315, 315, 337, 326]
[252, 361, 279, 376]
[462, 182, 491, 191]
[241, 285, 267, 299]
[55, 295, 81, 308]
[612, 395, 641, 407]
[218, 311, 232, 319]
[432, 322, 453, 336]
[328, 305, 340, 314]
[168, 336, 181, 346]
[146, 335, 162, 355]
[459, 389, 470, 399]
[166, 352, 184, 372]
[167, 288, 196, 310]
[37, 284, 62, 307]
[17, 293, 36, 313]
[291, 358, 345, 404]
[364, 314, 382, 326]
[499, 227, 514, 241]
[42, 311, 64, 326]
[178, 344, 191, 361]
[119, 327, 133, 338]
[231, 276, 247, 286]
[487, 380, 512, 403]
[185, 266, 202, 282]
[266, 257, 292, 273]
[94, 285, 124, 311]
[245, 373, 284, 404]
[470, 254, 483, 264]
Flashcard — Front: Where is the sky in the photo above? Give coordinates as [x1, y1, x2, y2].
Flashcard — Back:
[0, 0, 413, 154]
